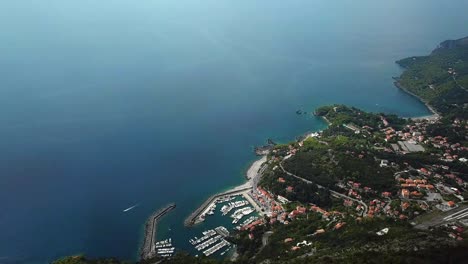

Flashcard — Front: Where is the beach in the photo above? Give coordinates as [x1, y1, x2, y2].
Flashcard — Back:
[4, 1, 466, 261]
[246, 156, 268, 180]
[184, 155, 267, 227]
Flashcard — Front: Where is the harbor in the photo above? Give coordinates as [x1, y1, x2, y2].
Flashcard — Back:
[188, 226, 232, 257]
[184, 187, 252, 226]
[154, 238, 175, 258]
[181, 156, 267, 258]
[184, 156, 267, 227]
[135, 156, 267, 260]
[140, 203, 176, 260]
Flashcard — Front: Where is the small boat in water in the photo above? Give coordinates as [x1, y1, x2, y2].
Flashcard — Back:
[123, 204, 139, 212]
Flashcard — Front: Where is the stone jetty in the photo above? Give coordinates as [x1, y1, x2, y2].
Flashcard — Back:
[184, 187, 251, 227]
[140, 203, 176, 260]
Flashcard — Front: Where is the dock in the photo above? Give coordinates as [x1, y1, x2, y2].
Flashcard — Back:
[140, 203, 176, 260]
[185, 156, 267, 227]
[189, 226, 232, 257]
[184, 186, 251, 226]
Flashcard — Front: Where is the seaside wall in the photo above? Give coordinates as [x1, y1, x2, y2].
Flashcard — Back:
[184, 187, 251, 227]
[140, 203, 176, 260]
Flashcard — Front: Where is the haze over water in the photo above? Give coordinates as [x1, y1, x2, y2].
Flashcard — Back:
[1, 0, 468, 263]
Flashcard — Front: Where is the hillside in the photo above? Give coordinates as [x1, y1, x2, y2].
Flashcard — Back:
[395, 37, 468, 119]
[53, 39, 468, 264]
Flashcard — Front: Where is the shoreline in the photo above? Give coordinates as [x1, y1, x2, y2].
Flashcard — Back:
[321, 116, 332, 125]
[140, 203, 176, 260]
[184, 155, 267, 227]
[246, 156, 268, 180]
[153, 74, 442, 257]
[393, 80, 441, 120]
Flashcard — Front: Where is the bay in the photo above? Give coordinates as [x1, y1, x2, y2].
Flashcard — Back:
[1, 1, 468, 263]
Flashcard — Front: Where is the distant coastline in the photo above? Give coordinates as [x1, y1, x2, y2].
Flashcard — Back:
[181, 66, 442, 234]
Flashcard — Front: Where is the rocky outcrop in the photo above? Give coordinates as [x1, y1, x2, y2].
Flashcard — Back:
[432, 36, 468, 53]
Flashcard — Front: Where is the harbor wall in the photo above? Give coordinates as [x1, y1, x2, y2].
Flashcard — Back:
[140, 203, 176, 260]
[184, 187, 251, 227]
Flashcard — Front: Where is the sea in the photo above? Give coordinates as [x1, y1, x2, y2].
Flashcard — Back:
[1, 0, 468, 263]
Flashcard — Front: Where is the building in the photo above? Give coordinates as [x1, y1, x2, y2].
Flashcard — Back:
[401, 189, 410, 199]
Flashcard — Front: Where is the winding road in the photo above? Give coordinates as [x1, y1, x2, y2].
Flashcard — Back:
[279, 161, 369, 216]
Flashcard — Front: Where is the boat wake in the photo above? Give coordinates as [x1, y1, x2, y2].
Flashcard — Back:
[123, 204, 139, 212]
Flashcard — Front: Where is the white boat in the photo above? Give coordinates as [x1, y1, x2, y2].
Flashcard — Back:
[242, 208, 254, 215]
[231, 207, 253, 218]
[123, 204, 139, 212]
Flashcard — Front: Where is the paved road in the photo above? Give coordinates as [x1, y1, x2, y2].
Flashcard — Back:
[415, 204, 468, 229]
[453, 75, 468, 92]
[279, 161, 369, 216]
[262, 231, 274, 246]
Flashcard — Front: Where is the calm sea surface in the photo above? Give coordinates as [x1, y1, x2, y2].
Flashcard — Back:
[1, 0, 468, 263]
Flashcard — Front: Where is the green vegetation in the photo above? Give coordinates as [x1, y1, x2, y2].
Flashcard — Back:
[54, 37, 468, 264]
[260, 167, 332, 206]
[282, 106, 400, 193]
[53, 256, 127, 264]
[396, 36, 468, 119]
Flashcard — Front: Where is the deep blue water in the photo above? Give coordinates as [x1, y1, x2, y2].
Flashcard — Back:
[1, 0, 468, 263]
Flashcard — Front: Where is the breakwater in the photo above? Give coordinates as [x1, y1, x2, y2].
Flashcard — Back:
[184, 187, 251, 227]
[185, 156, 267, 227]
[140, 203, 176, 260]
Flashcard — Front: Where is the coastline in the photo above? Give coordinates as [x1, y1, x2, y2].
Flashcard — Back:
[246, 156, 268, 180]
[145, 56, 445, 260]
[321, 116, 332, 125]
[393, 80, 441, 120]
[184, 155, 267, 227]
[140, 203, 176, 260]
[160, 76, 442, 255]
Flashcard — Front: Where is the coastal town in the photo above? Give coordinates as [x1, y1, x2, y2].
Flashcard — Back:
[132, 36, 468, 264]
[48, 32, 467, 264]
[137, 104, 458, 264]
[150, 104, 465, 261]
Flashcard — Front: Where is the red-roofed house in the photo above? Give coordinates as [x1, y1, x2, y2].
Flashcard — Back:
[334, 222, 346, 230]
[401, 189, 410, 199]
[382, 192, 392, 198]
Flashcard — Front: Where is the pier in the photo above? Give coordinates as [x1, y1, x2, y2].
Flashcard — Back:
[140, 203, 176, 260]
[185, 156, 267, 227]
[189, 226, 232, 257]
[184, 187, 251, 226]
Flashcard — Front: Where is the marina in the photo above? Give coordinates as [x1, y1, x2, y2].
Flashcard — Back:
[230, 207, 254, 224]
[206, 203, 216, 216]
[154, 238, 172, 248]
[189, 229, 217, 245]
[216, 196, 236, 204]
[140, 203, 176, 260]
[184, 187, 253, 226]
[184, 156, 267, 227]
[155, 238, 175, 258]
[179, 156, 265, 258]
[215, 226, 230, 237]
[221, 200, 249, 216]
[189, 226, 232, 257]
[235, 216, 259, 230]
[203, 239, 231, 257]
